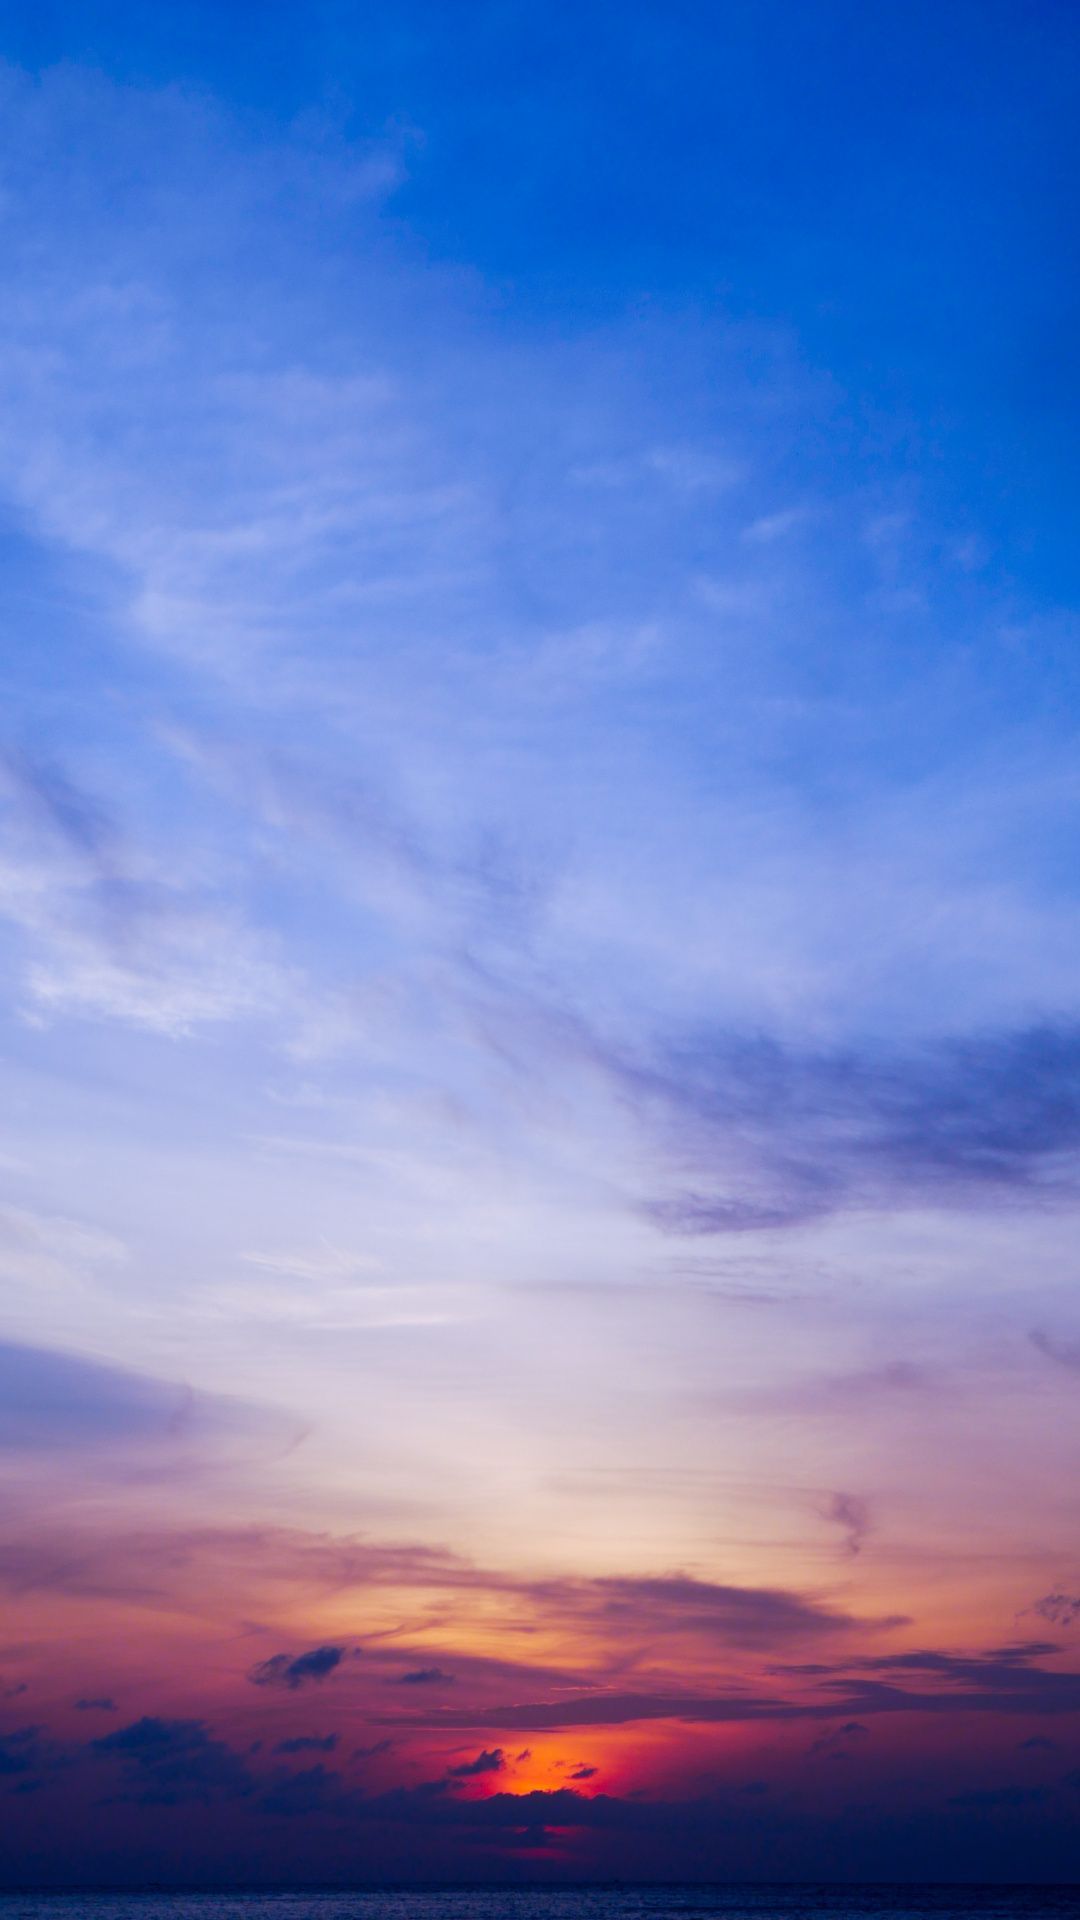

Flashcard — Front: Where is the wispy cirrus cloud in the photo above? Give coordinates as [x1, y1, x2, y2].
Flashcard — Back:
[0, 1510, 866, 1654]
[0, 747, 292, 1033]
[614, 1021, 1080, 1232]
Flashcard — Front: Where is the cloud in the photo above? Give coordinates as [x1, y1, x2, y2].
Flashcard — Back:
[379, 1635, 1080, 1732]
[1, 750, 119, 870]
[809, 1720, 869, 1756]
[0, 1727, 38, 1777]
[741, 506, 813, 544]
[0, 748, 290, 1036]
[274, 1734, 338, 1754]
[448, 1748, 505, 1778]
[248, 1646, 347, 1690]
[0, 30, 1077, 1893]
[570, 1764, 598, 1779]
[91, 1716, 253, 1805]
[0, 1515, 871, 1664]
[0, 1338, 190, 1453]
[258, 1762, 354, 1818]
[1029, 1330, 1080, 1373]
[949, 1785, 1051, 1809]
[74, 1698, 116, 1712]
[0, 1522, 459, 1613]
[619, 1022, 1080, 1233]
[1029, 1592, 1080, 1628]
[0, 1202, 126, 1327]
[341, 1781, 794, 1835]
[0, 1336, 288, 1465]
[825, 1493, 872, 1558]
[586, 1571, 856, 1646]
[646, 1192, 827, 1234]
[93, 1718, 188, 1753]
[777, 1642, 1064, 1689]
[374, 1691, 780, 1732]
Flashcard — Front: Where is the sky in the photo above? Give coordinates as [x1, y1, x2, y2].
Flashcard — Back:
[1, 0, 1080, 1887]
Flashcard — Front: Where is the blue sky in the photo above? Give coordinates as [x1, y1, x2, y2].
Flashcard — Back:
[2, 0, 1080, 1884]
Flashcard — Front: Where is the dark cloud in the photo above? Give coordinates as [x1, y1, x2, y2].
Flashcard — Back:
[949, 1785, 1052, 1809]
[779, 1643, 1080, 1722]
[352, 1739, 393, 1761]
[0, 1727, 36, 1777]
[274, 1734, 338, 1754]
[396, 1667, 454, 1686]
[825, 1492, 871, 1558]
[355, 1782, 781, 1835]
[448, 1748, 505, 1778]
[77, 1738, 1030, 1857]
[93, 1718, 185, 1754]
[259, 1763, 349, 1818]
[613, 1022, 1080, 1233]
[776, 1641, 1061, 1682]
[809, 1720, 869, 1756]
[6, 1695, 1080, 1882]
[74, 1698, 116, 1712]
[0, 1516, 871, 1673]
[248, 1646, 346, 1690]
[855, 1641, 1063, 1680]
[588, 1571, 856, 1645]
[375, 1690, 781, 1732]
[1019, 1736, 1058, 1751]
[90, 1716, 253, 1806]
[379, 1633, 1080, 1732]
[1029, 1592, 1080, 1628]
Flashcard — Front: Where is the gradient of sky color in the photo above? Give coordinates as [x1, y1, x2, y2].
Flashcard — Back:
[2, 0, 1080, 1886]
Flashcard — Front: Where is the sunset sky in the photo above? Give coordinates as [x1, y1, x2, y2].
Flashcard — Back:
[2, 0, 1080, 1885]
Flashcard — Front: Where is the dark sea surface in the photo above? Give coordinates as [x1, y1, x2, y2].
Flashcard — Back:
[3, 1891, 1079, 1920]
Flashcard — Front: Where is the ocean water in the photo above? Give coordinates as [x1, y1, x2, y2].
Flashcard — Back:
[2, 1891, 1079, 1920]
